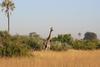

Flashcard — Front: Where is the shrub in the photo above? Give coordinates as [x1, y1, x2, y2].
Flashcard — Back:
[0, 33, 31, 57]
[52, 34, 73, 45]
[95, 40, 100, 49]
[50, 41, 72, 51]
[85, 40, 97, 50]
[73, 40, 84, 50]
[96, 44, 100, 49]
[73, 40, 97, 50]
[27, 37, 44, 51]
[0, 40, 30, 57]
[50, 41, 62, 51]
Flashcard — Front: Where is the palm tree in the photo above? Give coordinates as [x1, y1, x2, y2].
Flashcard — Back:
[1, 0, 15, 33]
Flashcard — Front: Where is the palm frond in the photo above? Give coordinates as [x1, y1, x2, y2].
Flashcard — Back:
[1, 0, 15, 12]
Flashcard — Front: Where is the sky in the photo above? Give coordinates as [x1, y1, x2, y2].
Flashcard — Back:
[0, 0, 100, 38]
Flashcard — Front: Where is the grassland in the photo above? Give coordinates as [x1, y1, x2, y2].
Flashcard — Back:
[0, 50, 100, 67]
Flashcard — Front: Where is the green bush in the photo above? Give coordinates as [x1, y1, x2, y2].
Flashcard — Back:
[96, 44, 100, 49]
[0, 32, 31, 57]
[50, 41, 72, 51]
[27, 37, 44, 51]
[84, 40, 97, 50]
[50, 44, 62, 51]
[0, 31, 100, 57]
[95, 40, 100, 49]
[0, 40, 30, 57]
[50, 41, 62, 51]
[52, 34, 73, 45]
[73, 40, 97, 50]
[73, 40, 84, 49]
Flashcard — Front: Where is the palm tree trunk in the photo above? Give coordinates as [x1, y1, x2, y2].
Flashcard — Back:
[7, 11, 10, 33]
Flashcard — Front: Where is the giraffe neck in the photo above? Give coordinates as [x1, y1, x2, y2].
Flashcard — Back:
[47, 31, 52, 41]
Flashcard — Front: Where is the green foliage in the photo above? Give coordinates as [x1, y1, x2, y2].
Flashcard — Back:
[50, 45, 63, 51]
[50, 41, 72, 51]
[0, 31, 30, 57]
[73, 40, 97, 50]
[0, 31, 100, 57]
[51, 33, 100, 50]
[52, 34, 73, 45]
[0, 40, 30, 57]
[0, 31, 45, 57]
[0, 41, 29, 57]
[95, 40, 100, 49]
[51, 34, 73, 51]
[96, 44, 100, 49]
[27, 36, 44, 51]
[72, 40, 83, 50]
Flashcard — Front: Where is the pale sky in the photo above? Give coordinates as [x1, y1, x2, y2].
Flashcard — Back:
[0, 0, 100, 38]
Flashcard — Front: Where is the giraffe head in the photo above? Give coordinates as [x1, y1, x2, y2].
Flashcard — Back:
[50, 27, 53, 32]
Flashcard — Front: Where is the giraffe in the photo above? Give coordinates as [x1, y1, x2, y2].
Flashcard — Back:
[44, 27, 53, 50]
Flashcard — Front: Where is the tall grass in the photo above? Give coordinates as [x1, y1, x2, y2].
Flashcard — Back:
[0, 50, 100, 67]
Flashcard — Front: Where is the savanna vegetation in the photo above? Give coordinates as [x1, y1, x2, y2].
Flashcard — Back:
[0, 31, 99, 57]
[0, 31, 99, 67]
[0, 50, 100, 67]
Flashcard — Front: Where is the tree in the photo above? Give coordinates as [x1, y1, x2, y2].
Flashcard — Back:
[1, 0, 15, 33]
[84, 32, 97, 40]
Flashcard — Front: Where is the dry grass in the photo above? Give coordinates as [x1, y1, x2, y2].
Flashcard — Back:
[0, 50, 100, 67]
